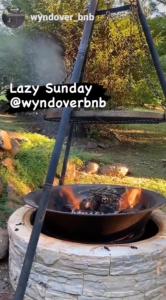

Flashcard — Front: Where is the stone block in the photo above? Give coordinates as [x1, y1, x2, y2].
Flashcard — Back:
[8, 207, 166, 300]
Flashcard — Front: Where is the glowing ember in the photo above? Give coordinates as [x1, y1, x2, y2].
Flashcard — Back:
[119, 188, 142, 212]
[60, 186, 143, 214]
[60, 187, 81, 210]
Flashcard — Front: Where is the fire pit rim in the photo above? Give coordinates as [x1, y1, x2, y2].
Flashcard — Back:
[8, 206, 166, 247]
[24, 184, 166, 217]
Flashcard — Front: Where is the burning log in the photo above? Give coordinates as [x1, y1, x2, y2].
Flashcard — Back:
[60, 187, 81, 210]
[60, 186, 143, 214]
[119, 188, 142, 212]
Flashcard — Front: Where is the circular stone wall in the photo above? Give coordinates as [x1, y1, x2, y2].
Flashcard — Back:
[8, 206, 166, 300]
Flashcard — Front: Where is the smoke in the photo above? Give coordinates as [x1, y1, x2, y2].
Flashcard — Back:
[22, 33, 66, 85]
[0, 0, 66, 87]
[0, 5, 66, 87]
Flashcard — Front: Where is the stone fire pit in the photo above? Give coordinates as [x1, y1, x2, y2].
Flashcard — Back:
[8, 206, 166, 300]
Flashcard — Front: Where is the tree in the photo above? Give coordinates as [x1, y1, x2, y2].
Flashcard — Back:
[1, 0, 165, 107]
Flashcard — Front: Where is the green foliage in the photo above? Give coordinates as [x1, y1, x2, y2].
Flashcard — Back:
[85, 14, 164, 107]
[71, 149, 96, 165]
[160, 55, 166, 72]
[0, 122, 165, 226]
[149, 17, 166, 73]
[15, 133, 54, 188]
[149, 17, 166, 56]
[0, 94, 7, 102]
[1, 0, 165, 107]
[70, 156, 84, 169]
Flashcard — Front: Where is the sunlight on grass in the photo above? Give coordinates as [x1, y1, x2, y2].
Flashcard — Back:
[66, 175, 166, 197]
[15, 133, 54, 188]
[0, 121, 165, 226]
[0, 95, 7, 101]
[5, 131, 166, 198]
[113, 123, 166, 135]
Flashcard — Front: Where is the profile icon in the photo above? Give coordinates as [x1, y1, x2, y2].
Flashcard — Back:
[2, 6, 25, 28]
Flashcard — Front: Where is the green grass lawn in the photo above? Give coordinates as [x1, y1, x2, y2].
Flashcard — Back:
[0, 114, 27, 132]
[0, 119, 165, 226]
[71, 123, 166, 193]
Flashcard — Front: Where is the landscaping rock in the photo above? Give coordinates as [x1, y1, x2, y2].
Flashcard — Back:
[85, 162, 100, 174]
[10, 139, 21, 157]
[2, 158, 15, 172]
[99, 164, 129, 177]
[0, 229, 8, 260]
[8, 132, 27, 143]
[0, 131, 12, 151]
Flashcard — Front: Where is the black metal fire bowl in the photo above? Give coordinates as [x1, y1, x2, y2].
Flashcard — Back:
[24, 184, 166, 243]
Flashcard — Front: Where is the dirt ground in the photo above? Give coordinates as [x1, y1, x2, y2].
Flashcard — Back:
[0, 258, 13, 299]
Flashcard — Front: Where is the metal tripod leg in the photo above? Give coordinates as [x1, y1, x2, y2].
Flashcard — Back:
[59, 123, 74, 186]
[13, 107, 72, 300]
[13, 1, 99, 299]
[137, 0, 166, 98]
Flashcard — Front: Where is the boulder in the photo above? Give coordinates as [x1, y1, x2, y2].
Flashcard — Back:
[0, 131, 12, 151]
[99, 164, 129, 177]
[10, 139, 21, 157]
[0, 229, 9, 259]
[85, 162, 100, 174]
[8, 132, 27, 143]
[2, 158, 15, 172]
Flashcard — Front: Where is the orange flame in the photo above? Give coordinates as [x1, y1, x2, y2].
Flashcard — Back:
[60, 187, 81, 210]
[119, 188, 142, 212]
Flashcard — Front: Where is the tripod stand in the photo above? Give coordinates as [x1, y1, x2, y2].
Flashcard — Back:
[13, 1, 166, 299]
